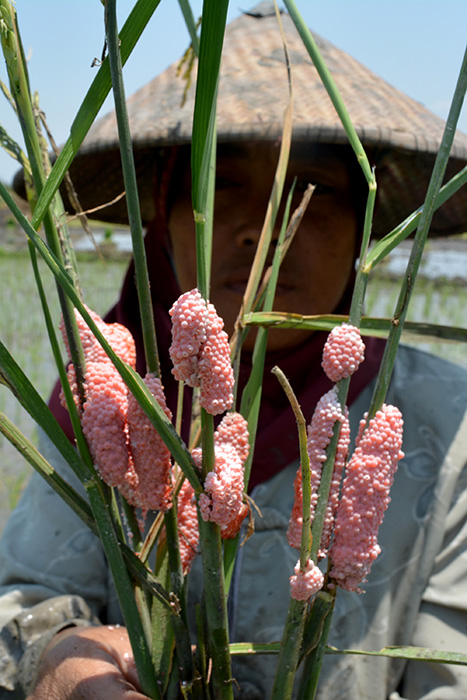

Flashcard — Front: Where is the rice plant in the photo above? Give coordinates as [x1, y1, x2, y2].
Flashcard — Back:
[1, 0, 466, 697]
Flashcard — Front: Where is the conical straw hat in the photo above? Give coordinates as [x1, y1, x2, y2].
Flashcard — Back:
[35, 2, 467, 235]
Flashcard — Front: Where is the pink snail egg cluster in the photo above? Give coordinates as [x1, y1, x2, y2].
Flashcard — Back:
[60, 306, 136, 490]
[80, 360, 132, 489]
[60, 305, 136, 370]
[192, 412, 249, 539]
[287, 387, 349, 560]
[198, 444, 247, 537]
[60, 306, 136, 416]
[60, 307, 173, 514]
[169, 289, 234, 415]
[169, 289, 207, 387]
[126, 374, 173, 514]
[172, 413, 249, 575]
[322, 323, 365, 383]
[318, 407, 350, 559]
[214, 411, 250, 464]
[289, 558, 324, 601]
[176, 480, 200, 575]
[329, 404, 404, 592]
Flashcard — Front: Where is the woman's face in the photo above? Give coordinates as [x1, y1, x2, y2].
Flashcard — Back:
[168, 143, 359, 351]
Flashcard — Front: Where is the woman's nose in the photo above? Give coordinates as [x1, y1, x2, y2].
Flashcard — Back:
[234, 225, 280, 258]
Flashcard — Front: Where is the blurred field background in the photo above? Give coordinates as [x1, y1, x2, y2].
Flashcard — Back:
[0, 236, 466, 532]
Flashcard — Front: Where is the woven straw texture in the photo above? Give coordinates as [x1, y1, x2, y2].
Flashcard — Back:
[28, 2, 467, 235]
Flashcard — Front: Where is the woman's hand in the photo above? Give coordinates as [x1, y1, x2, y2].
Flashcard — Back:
[28, 625, 150, 699]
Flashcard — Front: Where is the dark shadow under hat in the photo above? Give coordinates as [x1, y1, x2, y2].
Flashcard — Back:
[16, 2, 467, 236]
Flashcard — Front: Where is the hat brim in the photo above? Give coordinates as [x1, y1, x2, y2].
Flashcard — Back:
[14, 4, 467, 237]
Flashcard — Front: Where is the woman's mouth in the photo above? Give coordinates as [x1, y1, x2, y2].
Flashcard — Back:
[225, 275, 294, 297]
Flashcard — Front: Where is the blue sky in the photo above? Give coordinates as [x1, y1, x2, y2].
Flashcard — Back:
[1, 0, 466, 184]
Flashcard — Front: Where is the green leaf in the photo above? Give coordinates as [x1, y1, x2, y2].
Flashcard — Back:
[229, 642, 467, 668]
[191, 0, 228, 216]
[104, 0, 160, 375]
[325, 645, 467, 666]
[190, 0, 228, 299]
[229, 642, 282, 656]
[151, 549, 176, 692]
[271, 598, 308, 700]
[178, 0, 200, 56]
[197, 514, 234, 700]
[243, 311, 467, 345]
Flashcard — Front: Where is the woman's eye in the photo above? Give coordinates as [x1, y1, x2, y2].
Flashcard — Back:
[215, 176, 240, 190]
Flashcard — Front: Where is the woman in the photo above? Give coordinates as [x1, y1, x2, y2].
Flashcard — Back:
[1, 4, 467, 699]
